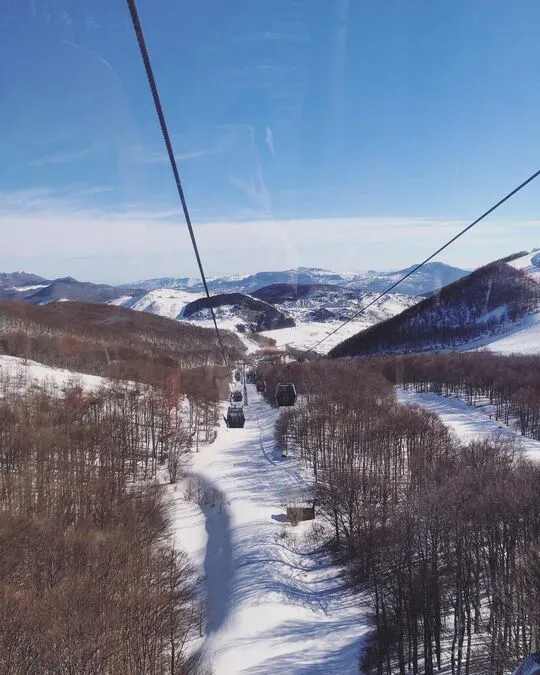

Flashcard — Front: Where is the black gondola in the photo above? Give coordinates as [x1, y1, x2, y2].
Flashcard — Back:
[225, 406, 245, 428]
[256, 380, 266, 393]
[235, 371, 241, 382]
[231, 390, 243, 403]
[275, 382, 296, 407]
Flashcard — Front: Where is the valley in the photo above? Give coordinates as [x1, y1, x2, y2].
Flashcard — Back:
[1, 251, 540, 674]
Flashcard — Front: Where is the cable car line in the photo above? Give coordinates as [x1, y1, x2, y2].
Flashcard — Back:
[307, 166, 540, 353]
[125, 0, 229, 369]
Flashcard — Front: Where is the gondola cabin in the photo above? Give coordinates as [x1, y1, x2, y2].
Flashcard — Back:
[231, 390, 243, 403]
[235, 371, 241, 382]
[226, 406, 245, 428]
[275, 382, 296, 407]
[256, 380, 266, 393]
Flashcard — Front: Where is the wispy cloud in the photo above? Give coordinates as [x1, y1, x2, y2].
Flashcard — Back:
[29, 142, 102, 167]
[129, 144, 220, 165]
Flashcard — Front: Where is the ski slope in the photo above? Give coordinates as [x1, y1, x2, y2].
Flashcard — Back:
[174, 384, 369, 674]
[470, 310, 540, 355]
[397, 388, 540, 461]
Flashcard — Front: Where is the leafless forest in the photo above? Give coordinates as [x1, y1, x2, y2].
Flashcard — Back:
[0, 299, 244, 382]
[0, 301, 232, 674]
[260, 357, 540, 675]
[4, 294, 540, 675]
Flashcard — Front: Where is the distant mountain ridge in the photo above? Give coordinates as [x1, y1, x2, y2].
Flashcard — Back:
[0, 262, 467, 309]
[125, 262, 468, 297]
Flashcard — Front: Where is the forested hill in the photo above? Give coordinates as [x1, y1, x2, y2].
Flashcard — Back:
[0, 299, 244, 382]
[329, 254, 540, 358]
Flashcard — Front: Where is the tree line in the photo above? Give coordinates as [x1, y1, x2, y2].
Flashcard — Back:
[260, 358, 540, 674]
[0, 299, 244, 383]
[369, 351, 540, 440]
[0, 361, 229, 673]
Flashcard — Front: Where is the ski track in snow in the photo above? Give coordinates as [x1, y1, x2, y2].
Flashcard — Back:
[175, 385, 369, 675]
[397, 388, 540, 461]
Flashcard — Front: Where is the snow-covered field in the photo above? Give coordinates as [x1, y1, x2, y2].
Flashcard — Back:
[0, 354, 111, 393]
[124, 288, 203, 319]
[260, 319, 371, 354]
[262, 293, 416, 354]
[397, 387, 540, 461]
[174, 385, 369, 674]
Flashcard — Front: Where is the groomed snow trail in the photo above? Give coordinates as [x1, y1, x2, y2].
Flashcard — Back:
[183, 384, 368, 675]
[397, 388, 540, 461]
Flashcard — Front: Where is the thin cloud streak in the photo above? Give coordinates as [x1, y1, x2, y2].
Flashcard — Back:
[29, 142, 103, 167]
[129, 144, 222, 165]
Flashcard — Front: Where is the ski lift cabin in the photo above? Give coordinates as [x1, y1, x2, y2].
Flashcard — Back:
[275, 382, 296, 407]
[256, 380, 266, 393]
[231, 390, 243, 403]
[225, 406, 245, 428]
[235, 371, 241, 382]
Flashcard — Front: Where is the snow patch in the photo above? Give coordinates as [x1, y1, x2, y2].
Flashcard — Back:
[10, 284, 49, 292]
[0, 355, 111, 393]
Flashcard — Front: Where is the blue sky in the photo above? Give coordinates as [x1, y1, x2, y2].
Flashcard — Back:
[2, 0, 540, 283]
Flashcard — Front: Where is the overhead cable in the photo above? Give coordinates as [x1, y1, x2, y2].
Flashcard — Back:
[125, 0, 229, 368]
[308, 167, 540, 353]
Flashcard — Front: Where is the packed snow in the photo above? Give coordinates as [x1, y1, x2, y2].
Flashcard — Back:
[174, 384, 369, 674]
[397, 387, 540, 461]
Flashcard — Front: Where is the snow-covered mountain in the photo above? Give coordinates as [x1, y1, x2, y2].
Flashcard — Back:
[0, 275, 146, 305]
[0, 261, 466, 354]
[126, 262, 468, 297]
[330, 251, 540, 358]
[347, 261, 468, 295]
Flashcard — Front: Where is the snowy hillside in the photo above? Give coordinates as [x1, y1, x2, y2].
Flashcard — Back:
[331, 251, 540, 358]
[0, 354, 113, 393]
[508, 248, 540, 283]
[116, 288, 204, 319]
